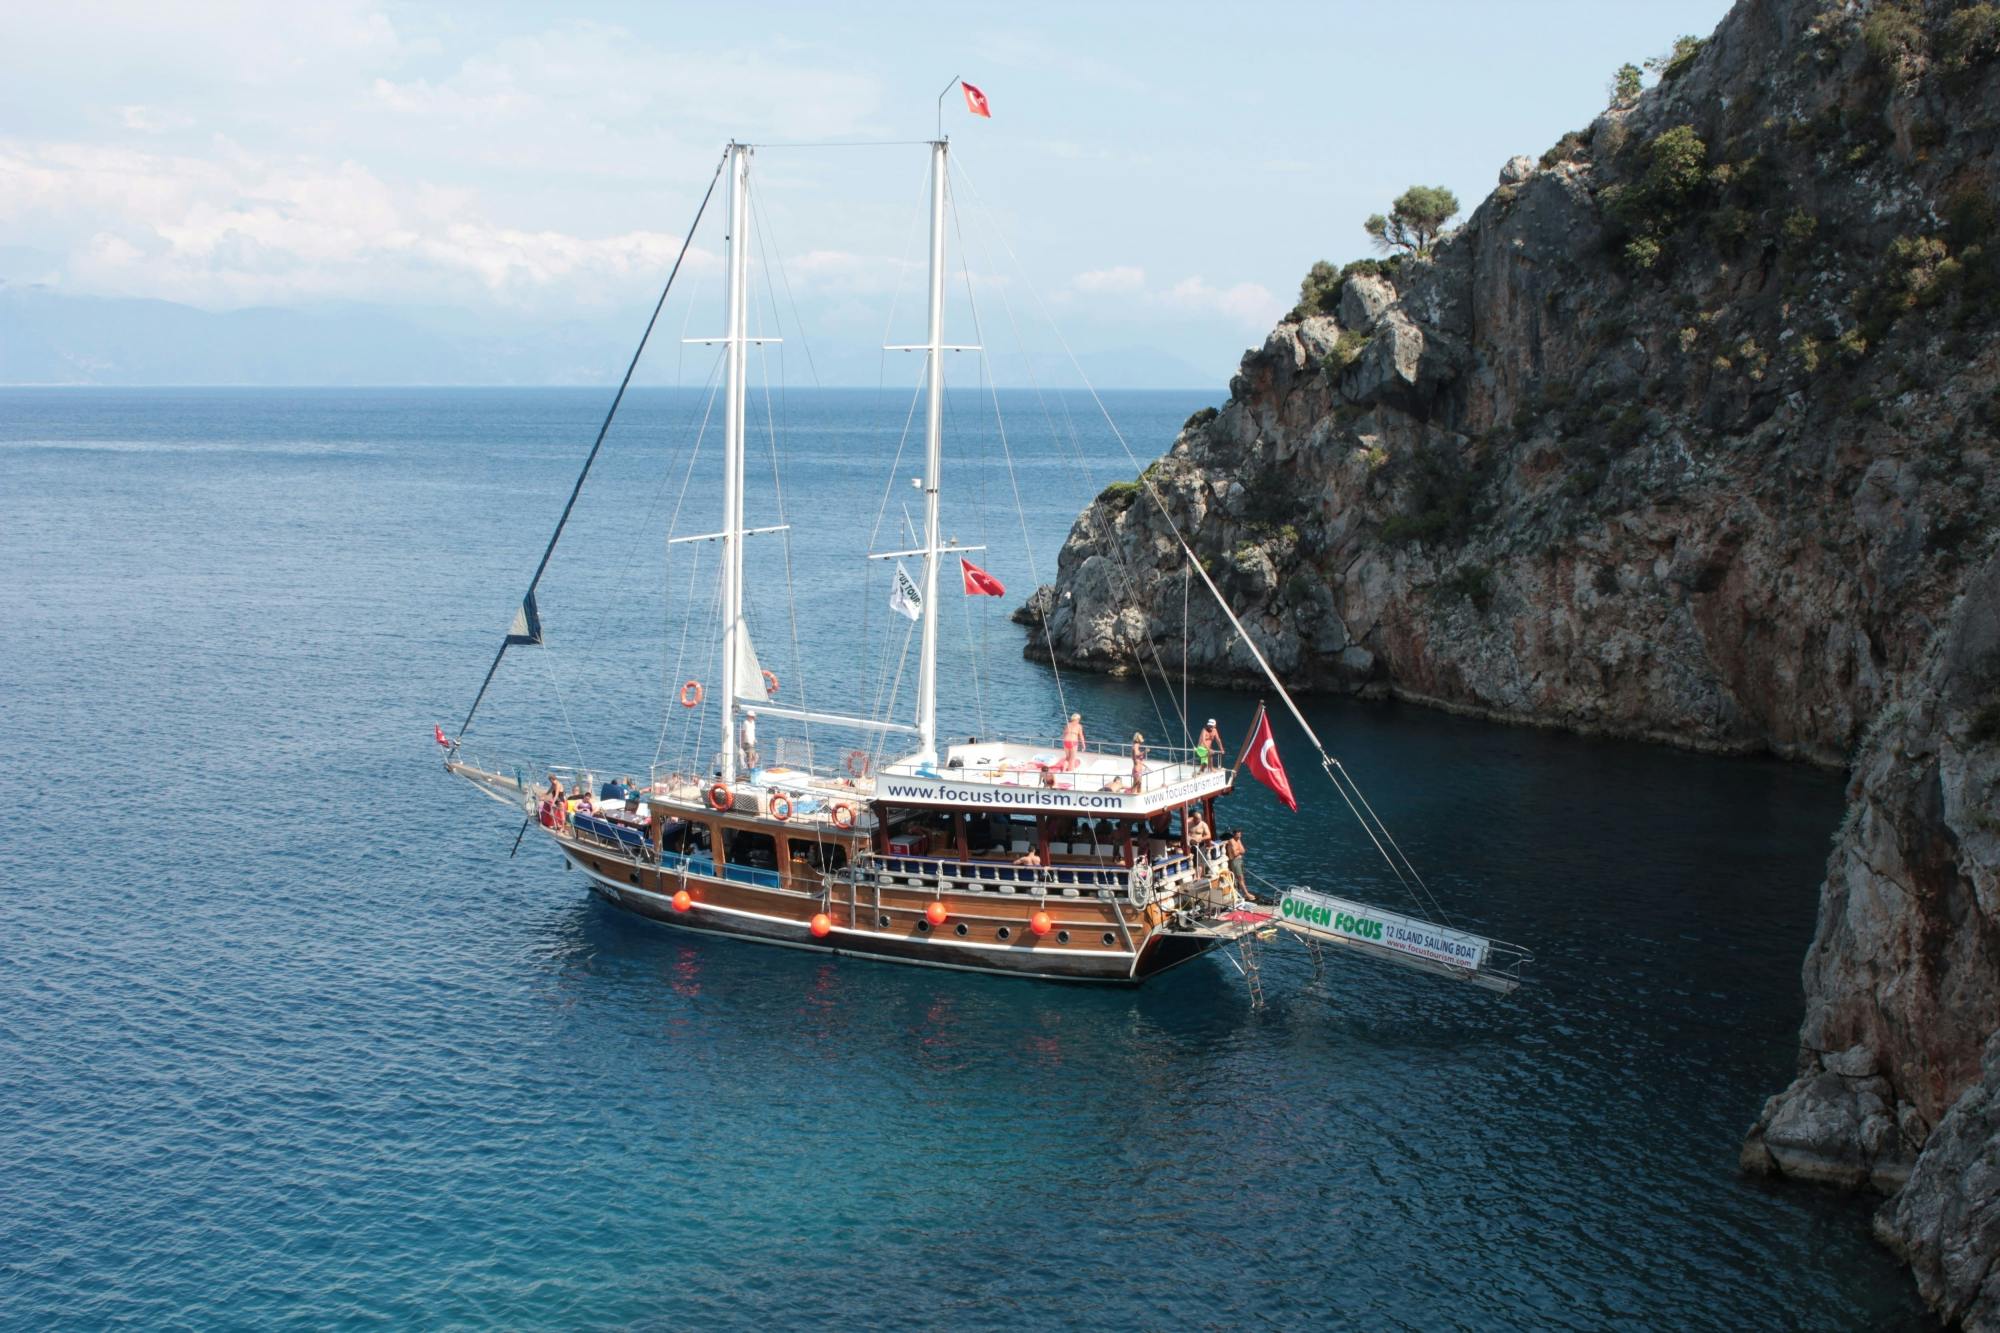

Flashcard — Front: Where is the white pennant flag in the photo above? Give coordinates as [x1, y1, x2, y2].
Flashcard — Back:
[889, 562, 923, 622]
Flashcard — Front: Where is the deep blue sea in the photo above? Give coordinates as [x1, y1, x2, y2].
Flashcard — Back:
[0, 387, 1930, 1329]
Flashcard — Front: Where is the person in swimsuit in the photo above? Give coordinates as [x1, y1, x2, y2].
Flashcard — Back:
[1185, 807, 1212, 855]
[1061, 712, 1084, 771]
[1198, 719, 1224, 769]
[1129, 732, 1147, 791]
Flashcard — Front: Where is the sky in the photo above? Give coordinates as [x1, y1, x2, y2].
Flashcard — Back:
[0, 0, 1738, 386]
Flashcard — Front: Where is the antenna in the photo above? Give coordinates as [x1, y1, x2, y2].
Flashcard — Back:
[936, 74, 960, 141]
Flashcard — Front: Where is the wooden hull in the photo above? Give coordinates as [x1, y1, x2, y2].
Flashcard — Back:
[560, 841, 1219, 984]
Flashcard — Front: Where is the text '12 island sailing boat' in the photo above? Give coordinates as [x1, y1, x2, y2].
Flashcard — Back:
[440, 109, 1531, 993]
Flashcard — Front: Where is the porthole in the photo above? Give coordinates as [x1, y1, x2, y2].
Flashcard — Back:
[1102, 933, 1116, 947]
[878, 914, 891, 928]
[996, 926, 1012, 942]
[917, 919, 931, 933]
[628, 872, 639, 885]
[1057, 930, 1071, 944]
[955, 923, 969, 937]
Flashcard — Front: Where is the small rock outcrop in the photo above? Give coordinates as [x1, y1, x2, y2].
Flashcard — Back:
[1029, 0, 2000, 1321]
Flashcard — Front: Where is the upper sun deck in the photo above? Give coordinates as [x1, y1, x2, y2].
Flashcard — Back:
[873, 738, 1229, 816]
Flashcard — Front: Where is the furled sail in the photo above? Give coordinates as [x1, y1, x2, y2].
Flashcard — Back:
[731, 614, 768, 698]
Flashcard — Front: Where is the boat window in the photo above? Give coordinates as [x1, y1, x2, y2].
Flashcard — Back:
[791, 841, 848, 873]
[723, 828, 778, 870]
[664, 821, 710, 854]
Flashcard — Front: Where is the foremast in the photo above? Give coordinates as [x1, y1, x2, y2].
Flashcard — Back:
[913, 138, 948, 765]
[718, 141, 752, 784]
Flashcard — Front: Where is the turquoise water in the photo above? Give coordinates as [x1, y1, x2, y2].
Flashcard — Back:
[0, 388, 1928, 1328]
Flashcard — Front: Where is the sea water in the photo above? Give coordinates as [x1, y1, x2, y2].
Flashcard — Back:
[0, 388, 1929, 1328]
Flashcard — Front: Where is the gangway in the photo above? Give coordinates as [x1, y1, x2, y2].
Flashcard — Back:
[1246, 885, 1531, 995]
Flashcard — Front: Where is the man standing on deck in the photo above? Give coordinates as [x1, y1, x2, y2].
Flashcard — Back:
[740, 709, 759, 771]
[1198, 719, 1224, 769]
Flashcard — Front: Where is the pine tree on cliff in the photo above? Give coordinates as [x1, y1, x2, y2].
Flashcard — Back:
[1364, 186, 1460, 259]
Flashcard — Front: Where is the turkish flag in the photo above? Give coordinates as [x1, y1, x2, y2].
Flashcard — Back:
[962, 81, 991, 118]
[960, 557, 1005, 596]
[1242, 710, 1297, 811]
[434, 724, 451, 748]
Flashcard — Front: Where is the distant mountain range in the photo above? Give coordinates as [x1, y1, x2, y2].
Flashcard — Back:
[0, 283, 1217, 390]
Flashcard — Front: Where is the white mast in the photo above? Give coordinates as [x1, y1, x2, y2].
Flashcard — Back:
[914, 137, 947, 764]
[719, 141, 750, 783]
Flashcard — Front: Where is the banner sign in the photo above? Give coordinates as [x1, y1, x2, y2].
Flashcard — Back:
[1276, 886, 1489, 972]
[877, 766, 1228, 815]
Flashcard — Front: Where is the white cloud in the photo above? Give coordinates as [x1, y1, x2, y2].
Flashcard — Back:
[1072, 265, 1146, 294]
[117, 105, 195, 134]
[1065, 265, 1278, 331]
[1164, 275, 1281, 328]
[0, 138, 715, 309]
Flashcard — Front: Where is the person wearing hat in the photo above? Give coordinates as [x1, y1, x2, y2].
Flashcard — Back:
[740, 708, 760, 771]
[1197, 718, 1224, 769]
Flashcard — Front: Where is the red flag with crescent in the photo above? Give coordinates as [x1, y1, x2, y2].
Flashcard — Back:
[960, 557, 1005, 596]
[434, 724, 451, 748]
[961, 81, 991, 118]
[1242, 709, 1297, 811]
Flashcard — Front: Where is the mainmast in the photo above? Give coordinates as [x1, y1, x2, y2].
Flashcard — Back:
[914, 138, 948, 764]
[719, 141, 751, 783]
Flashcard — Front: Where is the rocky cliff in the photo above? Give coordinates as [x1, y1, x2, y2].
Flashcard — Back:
[1028, 0, 2000, 1321]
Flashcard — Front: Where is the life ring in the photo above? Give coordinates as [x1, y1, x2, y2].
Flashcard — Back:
[1130, 874, 1156, 908]
[762, 669, 779, 696]
[845, 749, 870, 777]
[769, 794, 792, 822]
[830, 802, 855, 830]
[679, 680, 704, 708]
[708, 782, 734, 811]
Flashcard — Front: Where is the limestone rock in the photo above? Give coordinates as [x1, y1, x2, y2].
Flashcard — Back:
[1876, 1030, 2000, 1328]
[1025, 0, 2000, 1314]
[1499, 154, 1536, 185]
[1338, 273, 1396, 332]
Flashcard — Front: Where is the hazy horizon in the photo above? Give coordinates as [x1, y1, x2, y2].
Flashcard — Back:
[2, 0, 1735, 388]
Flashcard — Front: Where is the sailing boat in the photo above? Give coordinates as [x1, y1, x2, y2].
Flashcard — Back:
[442, 134, 1529, 992]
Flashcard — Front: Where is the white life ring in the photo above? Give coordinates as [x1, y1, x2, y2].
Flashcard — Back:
[1130, 868, 1156, 907]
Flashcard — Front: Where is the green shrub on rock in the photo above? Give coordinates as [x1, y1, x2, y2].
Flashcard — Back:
[1295, 260, 1343, 318]
[1365, 186, 1461, 260]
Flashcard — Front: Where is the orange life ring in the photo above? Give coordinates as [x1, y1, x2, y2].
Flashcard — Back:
[708, 782, 734, 811]
[845, 749, 870, 777]
[831, 802, 855, 830]
[762, 669, 779, 696]
[679, 680, 704, 708]
[769, 794, 792, 822]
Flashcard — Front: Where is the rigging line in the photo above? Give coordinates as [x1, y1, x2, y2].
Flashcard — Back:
[1331, 758, 1456, 927]
[657, 347, 728, 722]
[458, 148, 727, 741]
[1183, 565, 1191, 747]
[744, 139, 938, 149]
[655, 541, 708, 771]
[960, 154, 1283, 757]
[658, 337, 723, 693]
[747, 206, 815, 764]
[579, 342, 728, 687]
[952, 161, 1188, 743]
[748, 184, 821, 389]
[866, 373, 929, 554]
[1318, 755, 1422, 905]
[945, 172, 1070, 716]
[878, 156, 934, 390]
[537, 642, 586, 772]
